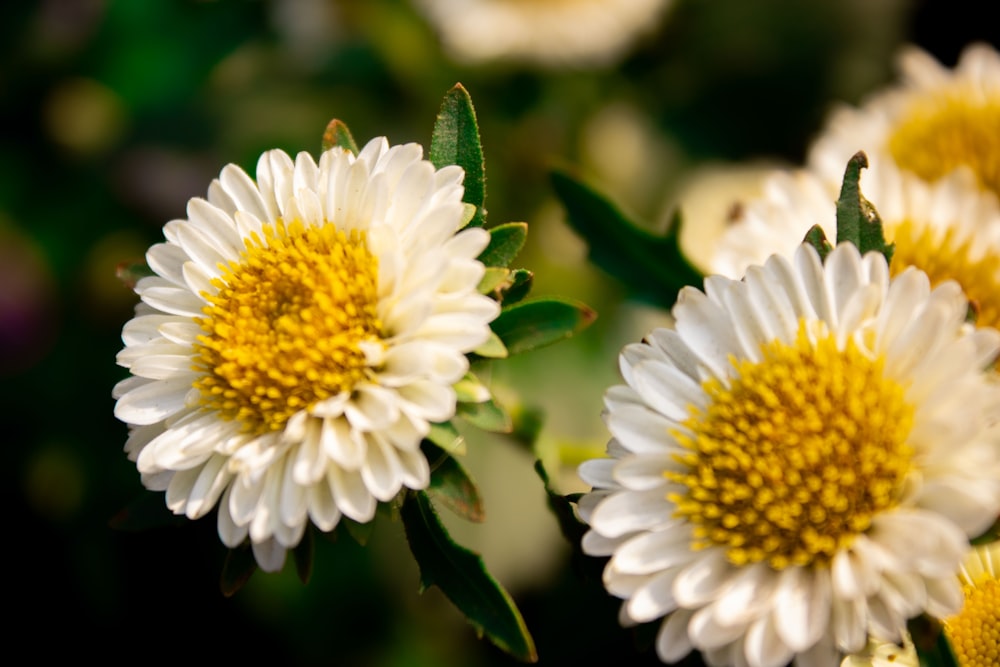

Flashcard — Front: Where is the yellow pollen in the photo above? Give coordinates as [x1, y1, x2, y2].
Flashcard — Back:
[887, 94, 1000, 198]
[192, 219, 381, 433]
[667, 321, 914, 570]
[944, 576, 1000, 667]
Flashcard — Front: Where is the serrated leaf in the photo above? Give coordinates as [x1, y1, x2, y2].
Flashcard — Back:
[478, 267, 510, 294]
[491, 298, 596, 356]
[292, 525, 315, 584]
[427, 420, 467, 456]
[472, 331, 509, 359]
[108, 491, 186, 531]
[803, 225, 833, 261]
[115, 261, 154, 291]
[479, 222, 528, 268]
[551, 168, 703, 308]
[220, 542, 258, 597]
[430, 83, 486, 228]
[499, 269, 533, 306]
[321, 118, 359, 154]
[401, 491, 537, 662]
[457, 397, 512, 433]
[835, 151, 894, 263]
[423, 442, 485, 522]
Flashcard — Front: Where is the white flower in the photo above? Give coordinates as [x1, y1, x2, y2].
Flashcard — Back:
[809, 42, 1000, 200]
[113, 137, 500, 571]
[578, 243, 1000, 667]
[412, 0, 673, 67]
[840, 638, 917, 667]
[710, 165, 1000, 333]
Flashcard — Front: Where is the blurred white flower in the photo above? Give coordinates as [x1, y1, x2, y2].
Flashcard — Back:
[809, 42, 1000, 199]
[578, 243, 1000, 666]
[114, 138, 499, 571]
[413, 0, 673, 67]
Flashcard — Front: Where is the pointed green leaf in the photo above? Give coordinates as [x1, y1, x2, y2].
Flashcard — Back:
[552, 168, 703, 308]
[108, 491, 186, 531]
[479, 222, 528, 268]
[491, 298, 596, 356]
[340, 516, 376, 546]
[423, 442, 485, 522]
[428, 420, 467, 456]
[292, 525, 315, 584]
[454, 372, 492, 403]
[499, 269, 533, 306]
[835, 151, 894, 263]
[478, 267, 510, 295]
[115, 261, 154, 291]
[220, 542, 258, 597]
[322, 118, 359, 154]
[471, 331, 509, 359]
[401, 491, 537, 662]
[803, 225, 833, 262]
[430, 83, 486, 227]
[457, 397, 513, 433]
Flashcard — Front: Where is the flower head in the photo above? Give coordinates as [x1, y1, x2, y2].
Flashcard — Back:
[809, 43, 1000, 199]
[944, 540, 1000, 666]
[578, 243, 1000, 666]
[114, 138, 500, 571]
[413, 0, 673, 68]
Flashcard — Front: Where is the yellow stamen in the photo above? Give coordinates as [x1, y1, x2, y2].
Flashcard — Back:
[192, 219, 381, 433]
[668, 321, 914, 570]
[944, 577, 1000, 667]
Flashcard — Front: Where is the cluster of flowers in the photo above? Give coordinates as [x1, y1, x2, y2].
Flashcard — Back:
[579, 44, 1000, 667]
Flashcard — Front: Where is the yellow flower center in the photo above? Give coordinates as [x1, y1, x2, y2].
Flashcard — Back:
[192, 220, 381, 434]
[887, 95, 1000, 198]
[887, 219, 1000, 329]
[668, 322, 914, 570]
[944, 577, 1000, 667]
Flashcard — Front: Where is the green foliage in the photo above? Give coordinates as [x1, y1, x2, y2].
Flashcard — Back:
[491, 298, 597, 356]
[551, 168, 703, 308]
[802, 225, 834, 261]
[430, 83, 487, 228]
[423, 442, 485, 523]
[479, 222, 528, 268]
[321, 118, 359, 154]
[835, 151, 895, 263]
[401, 491, 537, 663]
[909, 615, 960, 667]
[292, 526, 314, 584]
[220, 542, 258, 597]
[456, 396, 513, 433]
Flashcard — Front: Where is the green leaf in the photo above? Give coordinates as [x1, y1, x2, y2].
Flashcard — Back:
[457, 397, 512, 433]
[423, 442, 485, 522]
[430, 83, 486, 228]
[292, 525, 315, 584]
[427, 420, 467, 456]
[491, 298, 596, 356]
[115, 261, 154, 291]
[108, 491, 186, 531]
[803, 225, 833, 262]
[534, 460, 587, 546]
[835, 151, 895, 263]
[479, 222, 527, 268]
[499, 269, 533, 306]
[455, 372, 492, 403]
[551, 168, 703, 308]
[909, 615, 960, 667]
[220, 542, 258, 597]
[321, 118, 359, 154]
[478, 267, 510, 295]
[972, 514, 1000, 545]
[471, 331, 509, 359]
[401, 491, 537, 662]
[340, 516, 375, 546]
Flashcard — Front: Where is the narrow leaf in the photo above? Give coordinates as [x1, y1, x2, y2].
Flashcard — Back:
[457, 397, 513, 433]
[108, 492, 186, 531]
[340, 516, 375, 546]
[479, 222, 528, 268]
[835, 151, 894, 262]
[322, 118, 359, 154]
[552, 168, 703, 308]
[220, 543, 258, 597]
[401, 491, 537, 662]
[471, 331, 509, 359]
[427, 421, 467, 456]
[423, 442, 485, 522]
[491, 298, 596, 356]
[454, 372, 492, 403]
[430, 83, 486, 227]
[478, 267, 510, 295]
[803, 225, 833, 262]
[292, 525, 315, 584]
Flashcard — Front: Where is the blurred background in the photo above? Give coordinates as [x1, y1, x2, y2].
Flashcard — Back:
[2, 0, 997, 662]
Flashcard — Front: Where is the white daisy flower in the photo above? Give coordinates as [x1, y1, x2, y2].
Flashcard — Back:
[710, 165, 1000, 333]
[943, 540, 1000, 666]
[412, 0, 673, 68]
[809, 42, 1000, 200]
[113, 137, 500, 571]
[578, 243, 1000, 667]
[840, 638, 917, 667]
